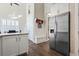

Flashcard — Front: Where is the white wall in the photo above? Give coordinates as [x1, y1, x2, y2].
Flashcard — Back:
[34, 3, 47, 44]
[69, 4, 78, 56]
[26, 3, 47, 44]
[26, 4, 35, 42]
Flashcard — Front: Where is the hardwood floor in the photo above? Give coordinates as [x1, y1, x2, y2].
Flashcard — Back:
[27, 40, 63, 56]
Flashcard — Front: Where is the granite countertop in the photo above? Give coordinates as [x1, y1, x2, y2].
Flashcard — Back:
[0, 33, 28, 37]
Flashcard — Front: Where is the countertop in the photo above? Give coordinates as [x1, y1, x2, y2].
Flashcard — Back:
[0, 33, 28, 37]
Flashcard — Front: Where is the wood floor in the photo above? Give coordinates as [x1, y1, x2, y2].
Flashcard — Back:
[27, 40, 63, 56]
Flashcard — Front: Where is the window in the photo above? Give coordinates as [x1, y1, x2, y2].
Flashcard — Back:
[2, 19, 6, 25]
[15, 20, 19, 26]
[6, 20, 11, 25]
[12, 20, 15, 26]
[1, 19, 19, 33]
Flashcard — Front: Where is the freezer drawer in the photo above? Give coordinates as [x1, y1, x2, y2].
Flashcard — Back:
[55, 32, 69, 55]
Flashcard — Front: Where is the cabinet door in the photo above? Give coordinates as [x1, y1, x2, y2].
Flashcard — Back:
[19, 35, 28, 54]
[2, 36, 18, 56]
[57, 4, 69, 14]
[0, 39, 1, 56]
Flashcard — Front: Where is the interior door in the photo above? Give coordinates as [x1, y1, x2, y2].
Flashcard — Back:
[55, 12, 70, 55]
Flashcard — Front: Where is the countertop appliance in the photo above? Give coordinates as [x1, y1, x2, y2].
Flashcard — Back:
[7, 30, 17, 33]
[48, 12, 70, 56]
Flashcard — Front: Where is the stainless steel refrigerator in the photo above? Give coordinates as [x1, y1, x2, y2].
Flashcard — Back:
[48, 12, 70, 56]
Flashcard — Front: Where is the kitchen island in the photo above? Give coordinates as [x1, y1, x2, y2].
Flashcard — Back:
[0, 33, 28, 56]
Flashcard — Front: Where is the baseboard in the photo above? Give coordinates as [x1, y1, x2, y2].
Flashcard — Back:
[29, 37, 49, 44]
[36, 39, 49, 44]
[28, 39, 36, 43]
[70, 52, 78, 56]
[18, 53, 27, 56]
[70, 53, 74, 56]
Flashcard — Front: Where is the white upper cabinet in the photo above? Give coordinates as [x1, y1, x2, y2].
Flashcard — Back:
[56, 3, 69, 14]
[45, 3, 69, 17]
[44, 4, 57, 16]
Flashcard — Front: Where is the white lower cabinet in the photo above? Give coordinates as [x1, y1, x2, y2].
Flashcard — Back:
[1, 34, 28, 56]
[2, 36, 18, 56]
[19, 35, 28, 54]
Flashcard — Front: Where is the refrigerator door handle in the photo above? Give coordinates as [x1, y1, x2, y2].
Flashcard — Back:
[55, 18, 57, 39]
